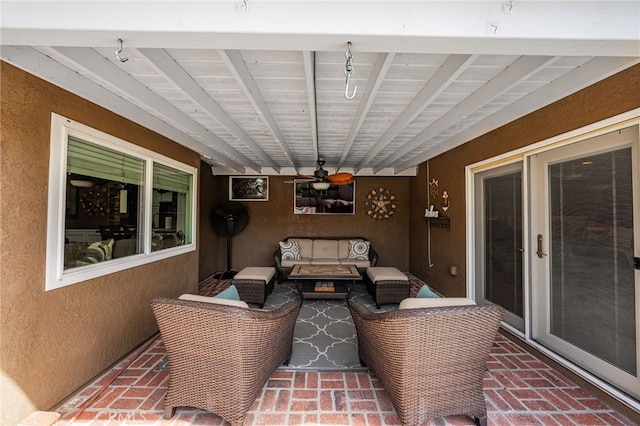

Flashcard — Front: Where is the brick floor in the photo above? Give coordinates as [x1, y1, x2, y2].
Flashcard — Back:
[53, 333, 636, 425]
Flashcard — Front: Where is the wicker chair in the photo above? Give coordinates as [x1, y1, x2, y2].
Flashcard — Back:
[151, 295, 301, 425]
[349, 300, 504, 426]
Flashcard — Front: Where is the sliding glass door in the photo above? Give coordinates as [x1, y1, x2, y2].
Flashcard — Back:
[530, 126, 639, 399]
[475, 162, 524, 331]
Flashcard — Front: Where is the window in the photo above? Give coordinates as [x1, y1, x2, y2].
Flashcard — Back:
[46, 114, 197, 290]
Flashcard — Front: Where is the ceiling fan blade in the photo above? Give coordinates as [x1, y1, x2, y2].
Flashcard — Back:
[328, 172, 354, 185]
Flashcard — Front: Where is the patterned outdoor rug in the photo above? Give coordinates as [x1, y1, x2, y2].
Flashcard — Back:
[197, 272, 429, 371]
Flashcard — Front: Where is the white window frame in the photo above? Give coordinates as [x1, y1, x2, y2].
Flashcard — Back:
[45, 113, 197, 291]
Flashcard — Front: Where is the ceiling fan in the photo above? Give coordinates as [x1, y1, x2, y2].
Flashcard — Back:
[292, 158, 354, 188]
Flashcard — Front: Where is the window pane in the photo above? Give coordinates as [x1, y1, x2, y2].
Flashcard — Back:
[152, 162, 192, 251]
[64, 137, 145, 269]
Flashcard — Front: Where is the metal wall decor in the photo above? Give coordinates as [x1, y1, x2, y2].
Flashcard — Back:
[366, 187, 397, 220]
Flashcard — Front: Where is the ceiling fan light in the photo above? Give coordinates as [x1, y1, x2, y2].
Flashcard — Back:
[312, 182, 331, 190]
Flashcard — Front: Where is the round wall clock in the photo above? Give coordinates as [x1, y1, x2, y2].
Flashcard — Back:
[366, 187, 397, 220]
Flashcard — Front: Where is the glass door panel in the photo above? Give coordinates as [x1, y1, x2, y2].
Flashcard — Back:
[531, 126, 639, 399]
[475, 162, 524, 331]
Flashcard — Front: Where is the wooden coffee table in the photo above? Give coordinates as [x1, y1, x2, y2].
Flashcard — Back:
[288, 264, 362, 300]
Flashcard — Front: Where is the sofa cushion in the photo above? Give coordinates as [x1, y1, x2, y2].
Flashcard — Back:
[281, 257, 312, 267]
[313, 240, 339, 259]
[399, 297, 476, 310]
[215, 284, 240, 300]
[340, 259, 371, 268]
[417, 284, 439, 298]
[179, 293, 249, 309]
[348, 240, 370, 260]
[113, 237, 137, 259]
[310, 258, 341, 265]
[279, 240, 300, 260]
[338, 239, 358, 259]
[290, 238, 313, 258]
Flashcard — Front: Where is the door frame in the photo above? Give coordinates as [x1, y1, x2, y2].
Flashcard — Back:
[465, 107, 640, 411]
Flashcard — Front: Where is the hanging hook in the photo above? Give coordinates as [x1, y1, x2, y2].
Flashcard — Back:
[344, 42, 357, 100]
[115, 38, 129, 63]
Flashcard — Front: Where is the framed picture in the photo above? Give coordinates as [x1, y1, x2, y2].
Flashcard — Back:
[294, 180, 355, 215]
[229, 176, 269, 201]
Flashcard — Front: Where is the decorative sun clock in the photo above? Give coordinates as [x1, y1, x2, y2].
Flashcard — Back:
[366, 188, 397, 220]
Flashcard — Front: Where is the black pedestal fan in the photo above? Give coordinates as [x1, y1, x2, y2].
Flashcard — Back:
[211, 201, 249, 279]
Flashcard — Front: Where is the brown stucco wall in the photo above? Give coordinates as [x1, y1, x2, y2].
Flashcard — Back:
[199, 175, 411, 276]
[409, 64, 640, 296]
[0, 62, 200, 424]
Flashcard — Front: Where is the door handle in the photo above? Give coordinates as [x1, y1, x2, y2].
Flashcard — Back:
[536, 234, 547, 259]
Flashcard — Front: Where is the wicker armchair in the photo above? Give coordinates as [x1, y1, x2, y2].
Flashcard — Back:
[151, 295, 301, 425]
[349, 301, 504, 426]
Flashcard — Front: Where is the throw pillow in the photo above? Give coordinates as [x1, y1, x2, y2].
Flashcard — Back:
[88, 238, 114, 261]
[279, 240, 300, 260]
[214, 284, 240, 300]
[348, 240, 370, 260]
[75, 247, 106, 264]
[417, 284, 439, 298]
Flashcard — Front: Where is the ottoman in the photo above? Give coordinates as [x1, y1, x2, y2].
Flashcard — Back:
[366, 267, 410, 308]
[232, 267, 276, 308]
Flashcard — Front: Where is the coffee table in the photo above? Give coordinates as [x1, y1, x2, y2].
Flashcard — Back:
[288, 264, 362, 300]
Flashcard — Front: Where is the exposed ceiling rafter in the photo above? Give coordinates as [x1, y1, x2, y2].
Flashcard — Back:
[394, 55, 640, 173]
[52, 46, 261, 172]
[302, 50, 319, 162]
[218, 49, 299, 171]
[372, 55, 559, 173]
[354, 54, 477, 173]
[337, 52, 395, 171]
[136, 47, 281, 173]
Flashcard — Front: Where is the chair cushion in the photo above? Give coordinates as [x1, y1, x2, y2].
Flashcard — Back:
[417, 284, 439, 298]
[367, 267, 407, 282]
[338, 239, 358, 259]
[312, 240, 339, 259]
[215, 284, 240, 300]
[290, 238, 313, 258]
[235, 267, 275, 282]
[178, 293, 250, 309]
[279, 241, 300, 260]
[399, 297, 476, 310]
[348, 240, 370, 260]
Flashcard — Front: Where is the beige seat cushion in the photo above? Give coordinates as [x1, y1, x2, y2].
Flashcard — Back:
[312, 240, 339, 259]
[399, 297, 476, 310]
[340, 259, 370, 268]
[289, 238, 313, 258]
[338, 239, 359, 259]
[281, 257, 312, 267]
[179, 293, 250, 309]
[310, 258, 341, 265]
[235, 266, 275, 282]
[367, 267, 407, 282]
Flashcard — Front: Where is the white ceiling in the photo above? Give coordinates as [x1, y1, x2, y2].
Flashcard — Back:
[2, 1, 639, 176]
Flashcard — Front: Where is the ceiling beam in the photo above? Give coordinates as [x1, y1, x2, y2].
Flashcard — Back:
[354, 54, 476, 173]
[136, 47, 281, 173]
[372, 55, 558, 173]
[219, 49, 299, 170]
[302, 50, 319, 162]
[51, 46, 262, 172]
[2, 2, 638, 57]
[394, 56, 640, 173]
[337, 52, 395, 171]
[1, 45, 245, 173]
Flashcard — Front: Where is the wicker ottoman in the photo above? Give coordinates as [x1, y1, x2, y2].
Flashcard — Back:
[366, 267, 410, 308]
[232, 267, 276, 308]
